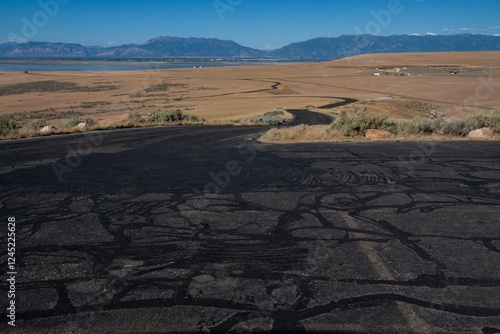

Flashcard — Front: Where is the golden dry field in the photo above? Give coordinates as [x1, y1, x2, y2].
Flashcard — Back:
[1, 51, 500, 128]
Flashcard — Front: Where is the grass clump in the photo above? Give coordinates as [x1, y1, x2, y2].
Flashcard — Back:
[0, 115, 19, 136]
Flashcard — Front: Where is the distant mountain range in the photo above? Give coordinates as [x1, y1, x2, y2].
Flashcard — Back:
[1, 34, 500, 61]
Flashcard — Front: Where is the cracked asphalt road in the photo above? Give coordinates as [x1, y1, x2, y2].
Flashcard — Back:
[1, 110, 500, 333]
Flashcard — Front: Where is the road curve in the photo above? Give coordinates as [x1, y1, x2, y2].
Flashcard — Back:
[286, 97, 357, 126]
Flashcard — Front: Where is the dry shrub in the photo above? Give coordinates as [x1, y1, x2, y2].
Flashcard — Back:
[0, 115, 19, 136]
[261, 125, 340, 142]
[331, 111, 388, 136]
[466, 109, 500, 132]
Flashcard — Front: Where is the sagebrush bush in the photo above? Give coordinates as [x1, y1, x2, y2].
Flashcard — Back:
[466, 109, 500, 132]
[127, 113, 146, 124]
[331, 111, 388, 136]
[440, 117, 467, 136]
[146, 110, 204, 123]
[147, 110, 184, 123]
[243, 109, 287, 125]
[398, 117, 439, 135]
[62, 117, 84, 128]
[24, 119, 46, 131]
[183, 114, 205, 122]
[0, 115, 18, 135]
[380, 120, 399, 134]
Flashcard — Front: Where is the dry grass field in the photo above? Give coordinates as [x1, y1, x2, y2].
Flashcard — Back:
[1, 51, 499, 138]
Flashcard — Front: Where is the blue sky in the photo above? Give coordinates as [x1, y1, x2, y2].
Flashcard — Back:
[1, 0, 499, 50]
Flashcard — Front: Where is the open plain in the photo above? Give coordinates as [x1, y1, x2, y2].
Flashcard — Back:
[1, 51, 500, 130]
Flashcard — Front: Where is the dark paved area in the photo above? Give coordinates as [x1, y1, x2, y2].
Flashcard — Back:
[1, 115, 500, 333]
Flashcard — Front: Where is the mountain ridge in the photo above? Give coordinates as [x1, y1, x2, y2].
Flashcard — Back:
[1, 34, 500, 61]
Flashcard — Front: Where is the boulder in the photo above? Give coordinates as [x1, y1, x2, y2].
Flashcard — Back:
[39, 125, 56, 134]
[468, 127, 494, 139]
[365, 129, 395, 139]
[75, 122, 87, 130]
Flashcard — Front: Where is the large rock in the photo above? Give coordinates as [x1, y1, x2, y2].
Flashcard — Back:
[468, 127, 494, 139]
[365, 129, 395, 139]
[75, 122, 87, 130]
[39, 125, 56, 134]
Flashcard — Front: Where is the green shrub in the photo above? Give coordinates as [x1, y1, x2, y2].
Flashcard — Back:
[63, 117, 84, 128]
[146, 110, 204, 123]
[147, 110, 184, 123]
[24, 119, 46, 131]
[381, 120, 399, 134]
[466, 109, 500, 132]
[0, 115, 18, 135]
[263, 109, 285, 117]
[184, 114, 205, 122]
[331, 111, 388, 136]
[243, 109, 287, 125]
[440, 117, 467, 136]
[398, 117, 439, 135]
[127, 113, 146, 124]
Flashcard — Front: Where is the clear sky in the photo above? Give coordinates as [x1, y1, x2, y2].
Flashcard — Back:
[1, 0, 499, 50]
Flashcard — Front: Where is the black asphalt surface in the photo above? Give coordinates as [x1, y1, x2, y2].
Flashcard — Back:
[1, 110, 500, 333]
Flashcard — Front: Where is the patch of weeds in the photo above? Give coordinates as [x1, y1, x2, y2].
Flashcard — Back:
[23, 119, 46, 131]
[440, 117, 467, 136]
[79, 101, 112, 108]
[60, 117, 96, 129]
[146, 110, 205, 124]
[331, 110, 388, 136]
[466, 109, 500, 132]
[0, 81, 117, 96]
[397, 117, 438, 135]
[330, 109, 500, 138]
[0, 115, 19, 135]
[127, 112, 146, 124]
[130, 91, 144, 98]
[10, 109, 83, 122]
[145, 82, 188, 93]
[243, 109, 288, 125]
